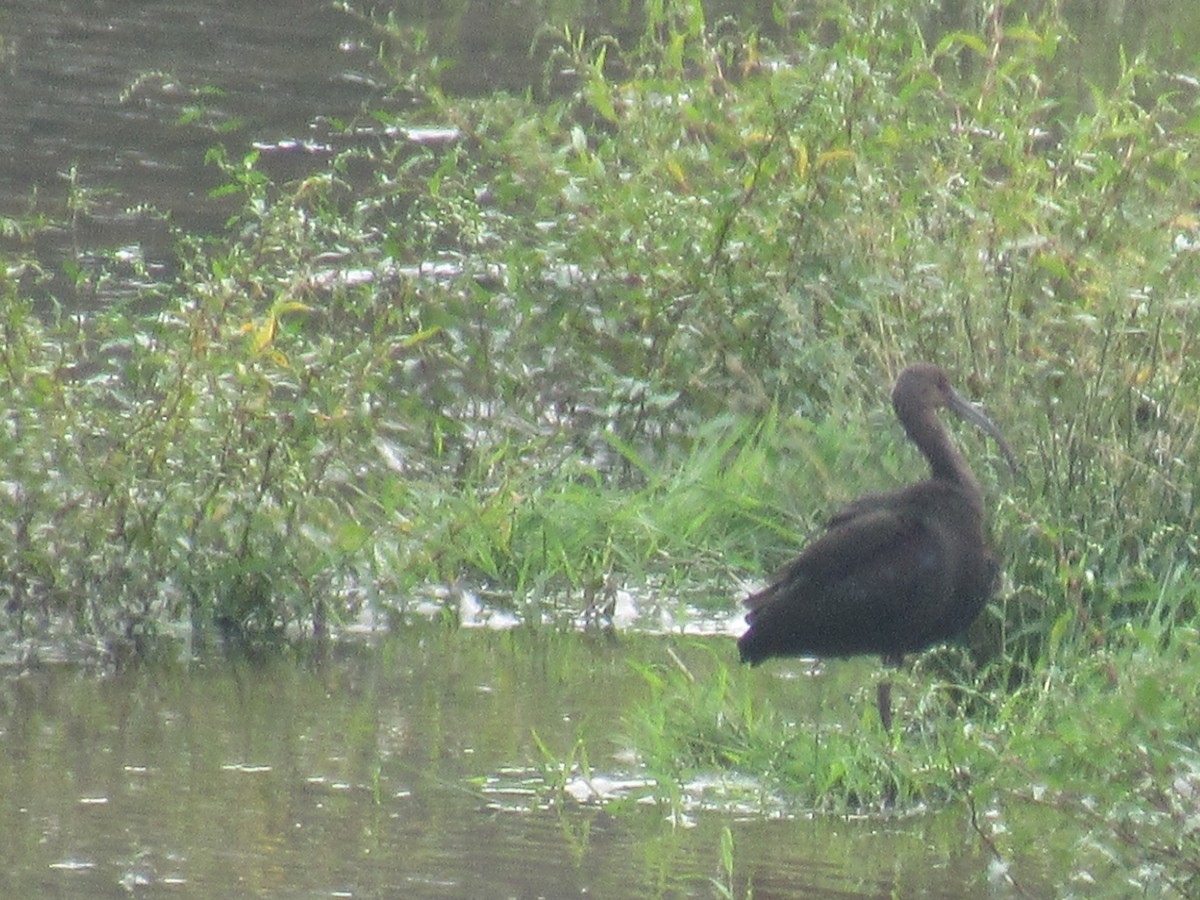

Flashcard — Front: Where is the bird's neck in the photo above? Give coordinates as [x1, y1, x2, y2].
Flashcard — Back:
[906, 413, 983, 508]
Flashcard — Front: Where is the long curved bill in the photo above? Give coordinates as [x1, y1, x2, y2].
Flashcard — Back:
[946, 388, 1017, 472]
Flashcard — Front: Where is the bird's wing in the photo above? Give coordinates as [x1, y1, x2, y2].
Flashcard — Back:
[748, 506, 921, 603]
[741, 504, 954, 658]
[825, 491, 901, 528]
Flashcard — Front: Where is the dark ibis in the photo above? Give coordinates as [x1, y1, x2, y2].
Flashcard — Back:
[737, 363, 1015, 730]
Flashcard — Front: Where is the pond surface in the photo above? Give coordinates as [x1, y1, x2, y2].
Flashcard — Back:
[0, 626, 1044, 898]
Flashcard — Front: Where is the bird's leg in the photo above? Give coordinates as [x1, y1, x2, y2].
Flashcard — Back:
[877, 653, 904, 732]
[876, 680, 893, 732]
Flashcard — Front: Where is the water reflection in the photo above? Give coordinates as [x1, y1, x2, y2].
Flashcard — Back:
[0, 627, 1018, 897]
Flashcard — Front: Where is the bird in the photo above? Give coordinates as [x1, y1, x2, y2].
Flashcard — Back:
[737, 363, 1015, 730]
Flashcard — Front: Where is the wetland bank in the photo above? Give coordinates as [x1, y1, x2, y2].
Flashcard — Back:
[3, 0, 1200, 895]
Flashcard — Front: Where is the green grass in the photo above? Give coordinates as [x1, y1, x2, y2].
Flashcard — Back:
[618, 606, 1200, 892]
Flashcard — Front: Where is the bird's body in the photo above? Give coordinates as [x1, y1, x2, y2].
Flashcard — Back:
[738, 478, 997, 663]
[737, 364, 1013, 724]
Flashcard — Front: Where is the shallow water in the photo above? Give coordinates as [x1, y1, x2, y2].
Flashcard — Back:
[0, 627, 1036, 898]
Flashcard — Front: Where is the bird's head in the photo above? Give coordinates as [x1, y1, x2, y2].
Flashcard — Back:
[893, 364, 1017, 472]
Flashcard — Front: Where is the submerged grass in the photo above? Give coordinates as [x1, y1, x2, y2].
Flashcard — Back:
[3, 0, 1200, 891]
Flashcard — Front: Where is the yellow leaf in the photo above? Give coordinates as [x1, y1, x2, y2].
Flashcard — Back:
[252, 315, 277, 353]
[397, 325, 443, 348]
[815, 149, 856, 169]
[666, 158, 689, 190]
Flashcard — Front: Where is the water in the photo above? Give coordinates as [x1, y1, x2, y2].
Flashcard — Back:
[0, 627, 1016, 897]
[1, 0, 399, 304]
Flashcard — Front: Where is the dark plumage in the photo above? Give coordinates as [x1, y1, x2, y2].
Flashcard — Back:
[737, 364, 1014, 728]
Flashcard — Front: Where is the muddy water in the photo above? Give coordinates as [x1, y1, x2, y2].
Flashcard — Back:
[0, 627, 1020, 898]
